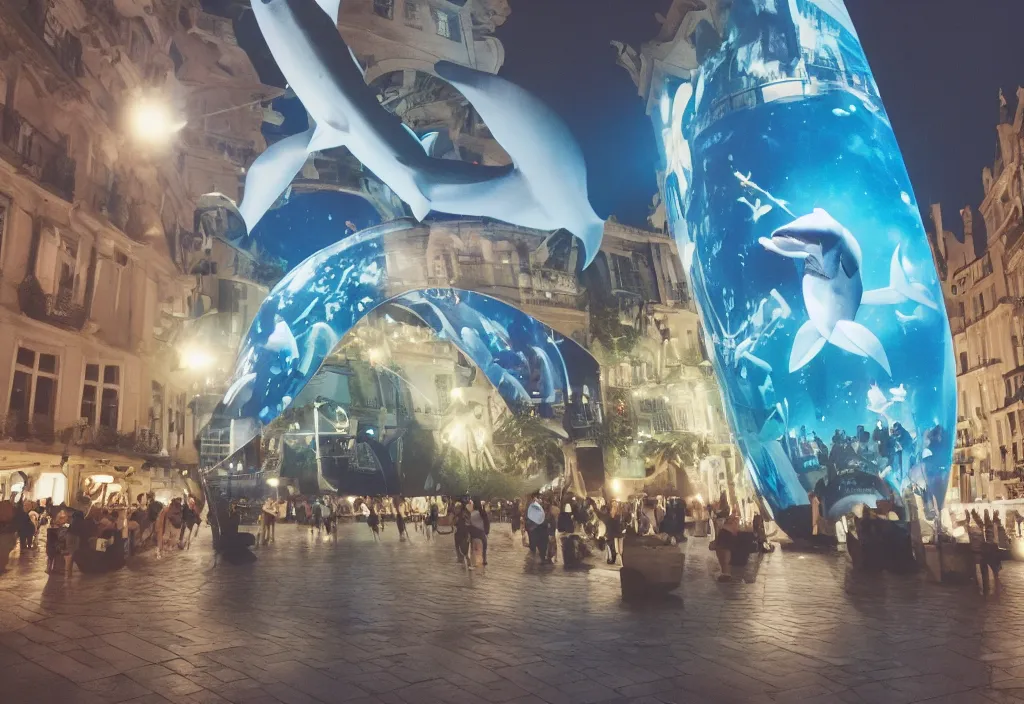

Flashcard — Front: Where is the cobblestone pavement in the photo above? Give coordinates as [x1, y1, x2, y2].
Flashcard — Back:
[1, 522, 1023, 704]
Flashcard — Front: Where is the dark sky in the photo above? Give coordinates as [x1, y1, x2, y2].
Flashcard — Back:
[497, 0, 1024, 235]
[227, 1, 1024, 239]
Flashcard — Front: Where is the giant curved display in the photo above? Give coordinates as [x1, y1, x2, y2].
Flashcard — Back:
[213, 221, 599, 454]
[657, 0, 955, 537]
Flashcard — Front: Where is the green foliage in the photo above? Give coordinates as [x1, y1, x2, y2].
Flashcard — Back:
[492, 412, 564, 478]
[596, 389, 636, 458]
[641, 432, 709, 472]
[589, 306, 641, 361]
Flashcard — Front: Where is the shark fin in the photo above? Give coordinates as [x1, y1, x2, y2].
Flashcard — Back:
[789, 320, 827, 372]
[307, 122, 348, 154]
[237, 126, 317, 233]
[313, 0, 342, 21]
[829, 320, 891, 375]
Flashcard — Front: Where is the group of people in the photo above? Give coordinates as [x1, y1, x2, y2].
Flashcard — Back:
[0, 491, 205, 575]
[963, 508, 1012, 594]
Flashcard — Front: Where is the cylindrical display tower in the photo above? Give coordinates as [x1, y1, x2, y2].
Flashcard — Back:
[657, 0, 955, 538]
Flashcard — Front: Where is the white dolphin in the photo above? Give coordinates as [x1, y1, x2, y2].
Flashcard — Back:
[241, 0, 605, 265]
[760, 208, 894, 374]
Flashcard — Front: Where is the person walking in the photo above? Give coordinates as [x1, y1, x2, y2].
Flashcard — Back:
[601, 502, 623, 565]
[453, 503, 472, 567]
[367, 506, 381, 542]
[45, 512, 63, 574]
[310, 498, 323, 536]
[469, 500, 489, 566]
[715, 511, 740, 582]
[65, 510, 86, 577]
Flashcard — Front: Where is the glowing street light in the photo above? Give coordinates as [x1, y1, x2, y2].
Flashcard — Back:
[266, 476, 280, 499]
[128, 96, 186, 145]
[179, 345, 214, 371]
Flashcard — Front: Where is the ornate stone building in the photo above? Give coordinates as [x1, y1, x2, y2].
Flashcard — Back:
[928, 88, 1024, 505]
[0, 0, 274, 505]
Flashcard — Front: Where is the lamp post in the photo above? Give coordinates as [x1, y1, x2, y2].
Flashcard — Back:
[266, 476, 280, 500]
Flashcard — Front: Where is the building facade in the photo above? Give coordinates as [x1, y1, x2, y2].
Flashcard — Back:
[928, 88, 1024, 505]
[0, 0, 273, 505]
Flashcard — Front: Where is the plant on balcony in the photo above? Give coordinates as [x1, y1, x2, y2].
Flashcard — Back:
[595, 389, 636, 458]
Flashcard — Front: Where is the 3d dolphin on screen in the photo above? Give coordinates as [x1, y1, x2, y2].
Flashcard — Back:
[240, 0, 605, 265]
[760, 208, 936, 376]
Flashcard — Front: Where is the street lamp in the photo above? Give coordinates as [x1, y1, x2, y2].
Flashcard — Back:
[128, 96, 186, 145]
[266, 476, 280, 499]
[179, 345, 214, 371]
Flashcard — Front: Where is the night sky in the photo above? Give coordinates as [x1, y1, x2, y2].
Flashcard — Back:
[229, 0, 1024, 243]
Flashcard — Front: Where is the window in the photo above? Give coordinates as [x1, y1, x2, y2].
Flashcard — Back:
[404, 0, 420, 23]
[433, 8, 461, 41]
[80, 363, 120, 430]
[373, 0, 394, 19]
[8, 346, 59, 431]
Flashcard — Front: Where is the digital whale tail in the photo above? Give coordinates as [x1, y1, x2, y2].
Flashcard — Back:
[790, 319, 891, 376]
[861, 244, 939, 310]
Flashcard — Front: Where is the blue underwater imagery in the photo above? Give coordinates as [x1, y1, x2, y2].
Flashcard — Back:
[657, 0, 956, 537]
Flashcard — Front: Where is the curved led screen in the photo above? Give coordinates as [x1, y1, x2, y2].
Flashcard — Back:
[657, 0, 955, 537]
[213, 222, 599, 454]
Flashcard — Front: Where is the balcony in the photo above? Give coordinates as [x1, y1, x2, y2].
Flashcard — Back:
[0, 413, 55, 444]
[0, 108, 76, 201]
[64, 424, 165, 456]
[18, 276, 87, 331]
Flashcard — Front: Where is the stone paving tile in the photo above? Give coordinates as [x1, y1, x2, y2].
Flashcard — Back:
[2, 523, 1024, 704]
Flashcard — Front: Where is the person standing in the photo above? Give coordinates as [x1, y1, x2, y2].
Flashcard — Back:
[510, 498, 522, 541]
[395, 500, 409, 541]
[15, 499, 34, 552]
[525, 495, 544, 555]
[427, 503, 438, 541]
[260, 496, 276, 546]
[601, 502, 623, 565]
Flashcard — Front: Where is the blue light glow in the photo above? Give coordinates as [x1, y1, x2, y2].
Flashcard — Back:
[657, 0, 955, 537]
